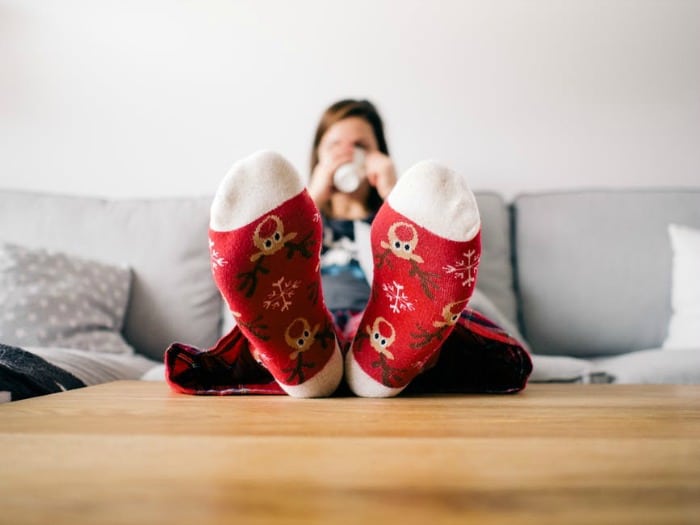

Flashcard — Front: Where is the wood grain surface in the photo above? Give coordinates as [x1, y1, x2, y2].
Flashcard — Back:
[1, 381, 698, 525]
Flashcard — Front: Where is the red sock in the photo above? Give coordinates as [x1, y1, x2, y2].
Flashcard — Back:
[346, 161, 481, 397]
[209, 151, 342, 397]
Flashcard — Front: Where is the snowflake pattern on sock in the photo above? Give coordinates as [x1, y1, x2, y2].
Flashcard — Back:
[263, 277, 301, 311]
[209, 239, 228, 270]
[382, 281, 415, 313]
[443, 250, 480, 288]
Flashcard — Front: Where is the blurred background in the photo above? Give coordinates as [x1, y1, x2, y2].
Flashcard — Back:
[1, 0, 698, 199]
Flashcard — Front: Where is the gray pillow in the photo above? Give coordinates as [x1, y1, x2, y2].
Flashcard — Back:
[0, 242, 134, 354]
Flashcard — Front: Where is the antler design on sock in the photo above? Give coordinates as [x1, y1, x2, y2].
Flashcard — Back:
[314, 320, 337, 350]
[407, 259, 439, 299]
[237, 257, 271, 298]
[410, 301, 468, 348]
[284, 231, 316, 259]
[237, 313, 271, 341]
[306, 281, 320, 305]
[370, 353, 411, 387]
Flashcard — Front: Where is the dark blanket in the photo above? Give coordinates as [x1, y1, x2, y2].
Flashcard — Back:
[0, 343, 85, 401]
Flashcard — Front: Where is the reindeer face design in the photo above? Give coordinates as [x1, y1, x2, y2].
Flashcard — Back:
[433, 300, 468, 328]
[250, 215, 297, 262]
[366, 316, 397, 359]
[381, 222, 424, 263]
[285, 317, 319, 360]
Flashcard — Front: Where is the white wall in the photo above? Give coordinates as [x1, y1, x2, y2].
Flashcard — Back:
[1, 0, 698, 200]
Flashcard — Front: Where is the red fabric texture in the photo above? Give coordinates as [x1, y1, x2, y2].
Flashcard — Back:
[165, 327, 284, 395]
[350, 202, 482, 388]
[164, 308, 532, 396]
[208, 190, 337, 387]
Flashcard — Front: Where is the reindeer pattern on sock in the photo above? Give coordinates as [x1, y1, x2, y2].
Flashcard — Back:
[209, 193, 336, 387]
[356, 204, 482, 388]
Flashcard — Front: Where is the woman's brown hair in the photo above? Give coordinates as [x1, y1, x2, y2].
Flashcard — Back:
[310, 99, 389, 212]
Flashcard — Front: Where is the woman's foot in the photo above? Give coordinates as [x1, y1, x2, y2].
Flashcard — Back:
[346, 161, 482, 397]
[209, 151, 342, 397]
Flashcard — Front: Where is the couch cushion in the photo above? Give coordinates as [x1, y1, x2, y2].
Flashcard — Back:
[473, 192, 518, 328]
[0, 190, 221, 361]
[591, 347, 700, 384]
[528, 354, 594, 383]
[514, 189, 700, 357]
[0, 242, 133, 354]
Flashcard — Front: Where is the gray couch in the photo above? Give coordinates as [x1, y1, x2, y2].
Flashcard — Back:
[1, 187, 699, 396]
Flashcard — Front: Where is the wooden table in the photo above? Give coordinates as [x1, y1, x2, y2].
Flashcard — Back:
[1, 381, 699, 525]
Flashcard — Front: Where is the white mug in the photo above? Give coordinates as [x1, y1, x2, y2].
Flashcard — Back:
[333, 148, 366, 193]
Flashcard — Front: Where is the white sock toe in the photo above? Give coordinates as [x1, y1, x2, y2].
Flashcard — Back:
[387, 160, 480, 242]
[210, 150, 305, 232]
[345, 350, 405, 398]
[283, 345, 344, 398]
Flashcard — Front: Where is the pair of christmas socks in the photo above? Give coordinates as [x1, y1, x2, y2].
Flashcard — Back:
[209, 151, 481, 398]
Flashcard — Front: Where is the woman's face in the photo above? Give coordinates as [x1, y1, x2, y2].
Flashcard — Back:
[317, 116, 379, 163]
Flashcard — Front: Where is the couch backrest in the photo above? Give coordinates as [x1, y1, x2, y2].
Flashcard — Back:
[473, 192, 518, 328]
[0, 189, 518, 361]
[0, 190, 221, 361]
[513, 189, 700, 357]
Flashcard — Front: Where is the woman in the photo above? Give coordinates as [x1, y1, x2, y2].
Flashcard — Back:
[308, 99, 395, 217]
[164, 99, 532, 398]
[308, 100, 396, 321]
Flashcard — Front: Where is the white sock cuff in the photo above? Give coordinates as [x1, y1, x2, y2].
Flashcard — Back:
[387, 160, 480, 242]
[210, 150, 305, 232]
